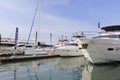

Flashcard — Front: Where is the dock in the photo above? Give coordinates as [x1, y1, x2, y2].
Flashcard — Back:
[0, 54, 60, 63]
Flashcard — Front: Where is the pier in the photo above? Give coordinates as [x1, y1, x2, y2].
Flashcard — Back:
[0, 54, 60, 63]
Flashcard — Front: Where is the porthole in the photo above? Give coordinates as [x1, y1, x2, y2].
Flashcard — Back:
[107, 48, 114, 51]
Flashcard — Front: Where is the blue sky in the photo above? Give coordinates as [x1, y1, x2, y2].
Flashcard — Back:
[1, 0, 120, 44]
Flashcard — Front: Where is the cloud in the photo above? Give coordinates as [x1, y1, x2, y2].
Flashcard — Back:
[0, 0, 35, 13]
[40, 0, 70, 7]
[34, 13, 97, 43]
[0, 0, 37, 39]
[39, 13, 94, 33]
[0, 0, 99, 43]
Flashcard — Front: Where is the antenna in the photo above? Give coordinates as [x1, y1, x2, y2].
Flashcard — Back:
[98, 22, 101, 28]
[50, 33, 52, 44]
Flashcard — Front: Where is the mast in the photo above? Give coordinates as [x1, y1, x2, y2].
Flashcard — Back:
[26, 1, 39, 46]
[35, 31, 38, 48]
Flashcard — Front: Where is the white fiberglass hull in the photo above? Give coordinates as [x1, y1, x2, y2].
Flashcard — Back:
[56, 46, 83, 57]
[86, 39, 120, 64]
[25, 48, 47, 55]
[45, 48, 59, 55]
[75, 38, 91, 58]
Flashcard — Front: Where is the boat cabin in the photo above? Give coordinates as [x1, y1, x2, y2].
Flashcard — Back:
[93, 25, 120, 39]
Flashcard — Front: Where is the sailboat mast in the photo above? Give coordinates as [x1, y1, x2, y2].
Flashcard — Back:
[35, 31, 38, 47]
[26, 1, 39, 46]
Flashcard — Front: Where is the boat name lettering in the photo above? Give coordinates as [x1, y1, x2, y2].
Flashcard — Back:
[116, 47, 120, 51]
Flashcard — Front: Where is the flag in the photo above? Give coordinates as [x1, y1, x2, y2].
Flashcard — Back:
[81, 32, 84, 35]
[0, 34, 1, 48]
[98, 22, 100, 28]
[50, 33, 52, 43]
[15, 27, 18, 49]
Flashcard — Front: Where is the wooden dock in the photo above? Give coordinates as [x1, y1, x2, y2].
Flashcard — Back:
[0, 54, 60, 63]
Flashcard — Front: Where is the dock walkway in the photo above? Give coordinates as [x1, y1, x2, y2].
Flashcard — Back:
[0, 54, 60, 63]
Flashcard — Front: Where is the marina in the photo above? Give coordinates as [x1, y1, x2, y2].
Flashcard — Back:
[1, 23, 120, 79]
[1, 25, 120, 80]
[0, 0, 120, 80]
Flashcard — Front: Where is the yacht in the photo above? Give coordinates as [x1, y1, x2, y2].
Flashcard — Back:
[55, 37, 69, 47]
[85, 25, 120, 64]
[46, 35, 69, 55]
[55, 33, 86, 57]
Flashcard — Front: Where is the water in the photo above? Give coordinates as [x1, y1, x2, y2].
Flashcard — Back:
[0, 57, 120, 80]
[82, 63, 120, 80]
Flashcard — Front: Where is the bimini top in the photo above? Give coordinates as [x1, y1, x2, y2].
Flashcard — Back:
[101, 25, 120, 31]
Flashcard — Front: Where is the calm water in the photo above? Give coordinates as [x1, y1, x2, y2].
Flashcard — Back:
[0, 57, 120, 80]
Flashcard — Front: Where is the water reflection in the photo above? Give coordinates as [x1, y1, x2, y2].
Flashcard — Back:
[4, 57, 120, 80]
[0, 58, 60, 80]
[82, 63, 120, 80]
[56, 57, 85, 80]
[0, 57, 85, 80]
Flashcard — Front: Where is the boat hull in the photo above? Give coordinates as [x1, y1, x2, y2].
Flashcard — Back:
[87, 39, 120, 64]
[56, 46, 83, 57]
[75, 38, 91, 58]
[25, 48, 47, 55]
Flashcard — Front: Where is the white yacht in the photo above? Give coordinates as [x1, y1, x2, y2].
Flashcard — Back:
[55, 33, 86, 57]
[45, 37, 69, 55]
[85, 25, 120, 64]
[47, 32, 88, 57]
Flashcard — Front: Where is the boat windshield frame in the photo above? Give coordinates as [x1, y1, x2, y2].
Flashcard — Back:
[93, 34, 120, 39]
[65, 43, 78, 46]
[101, 25, 120, 31]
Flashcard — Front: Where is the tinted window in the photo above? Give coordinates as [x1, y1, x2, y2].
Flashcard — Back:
[93, 35, 120, 38]
[65, 43, 78, 46]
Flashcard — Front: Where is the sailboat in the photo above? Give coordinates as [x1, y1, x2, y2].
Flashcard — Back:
[24, 1, 47, 55]
[25, 32, 47, 55]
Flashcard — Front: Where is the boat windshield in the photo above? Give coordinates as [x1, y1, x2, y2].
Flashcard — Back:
[93, 35, 120, 38]
[65, 43, 78, 46]
[72, 35, 85, 38]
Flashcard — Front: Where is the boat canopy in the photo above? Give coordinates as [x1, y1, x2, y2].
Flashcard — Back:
[101, 25, 120, 31]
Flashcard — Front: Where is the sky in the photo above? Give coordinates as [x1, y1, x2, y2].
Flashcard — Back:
[0, 0, 120, 44]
